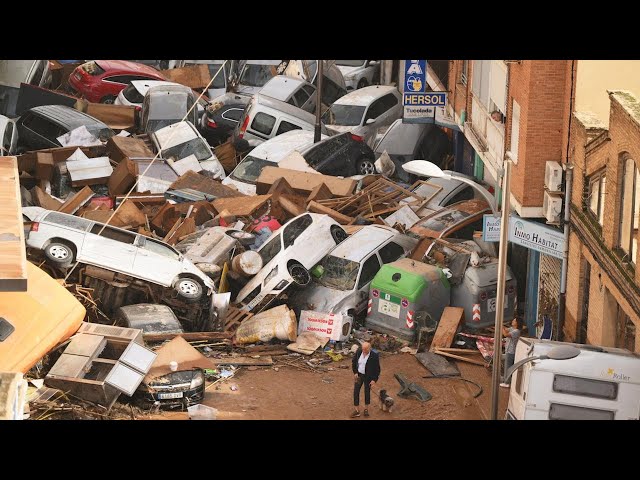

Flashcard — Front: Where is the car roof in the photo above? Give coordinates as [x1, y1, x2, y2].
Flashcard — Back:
[298, 131, 349, 155]
[333, 85, 398, 106]
[328, 225, 396, 262]
[254, 94, 317, 123]
[374, 119, 430, 154]
[131, 80, 181, 95]
[249, 130, 322, 161]
[152, 121, 199, 149]
[260, 75, 308, 99]
[94, 60, 165, 77]
[146, 84, 193, 96]
[27, 105, 110, 130]
[411, 199, 490, 236]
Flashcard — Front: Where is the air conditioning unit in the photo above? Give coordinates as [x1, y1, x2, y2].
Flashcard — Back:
[545, 161, 563, 193]
[543, 191, 563, 224]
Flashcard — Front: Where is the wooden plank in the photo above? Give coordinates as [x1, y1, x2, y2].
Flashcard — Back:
[255, 166, 357, 197]
[170, 170, 244, 199]
[143, 332, 234, 343]
[163, 218, 183, 243]
[0, 157, 28, 291]
[212, 194, 272, 217]
[215, 356, 274, 366]
[433, 349, 487, 367]
[363, 205, 403, 219]
[166, 217, 195, 246]
[57, 185, 95, 215]
[31, 186, 63, 210]
[278, 195, 305, 217]
[430, 306, 465, 352]
[307, 201, 354, 225]
[437, 348, 483, 355]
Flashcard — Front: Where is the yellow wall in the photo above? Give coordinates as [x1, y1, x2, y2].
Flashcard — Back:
[576, 60, 640, 126]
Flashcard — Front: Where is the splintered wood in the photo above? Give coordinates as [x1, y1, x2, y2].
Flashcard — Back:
[224, 306, 254, 333]
[315, 178, 425, 222]
[0, 157, 27, 291]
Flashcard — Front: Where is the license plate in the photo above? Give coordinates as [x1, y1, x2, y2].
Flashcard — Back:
[378, 299, 400, 318]
[487, 295, 509, 312]
[158, 392, 183, 399]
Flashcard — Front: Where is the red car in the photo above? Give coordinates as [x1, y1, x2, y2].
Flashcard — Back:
[68, 60, 167, 104]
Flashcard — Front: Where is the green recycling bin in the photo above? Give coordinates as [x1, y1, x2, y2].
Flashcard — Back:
[365, 258, 450, 342]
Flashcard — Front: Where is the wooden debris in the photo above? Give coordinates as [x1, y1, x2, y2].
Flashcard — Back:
[143, 332, 234, 343]
[433, 348, 487, 367]
[212, 194, 272, 217]
[215, 356, 274, 366]
[307, 200, 354, 225]
[57, 186, 95, 215]
[430, 307, 465, 352]
[306, 182, 334, 204]
[214, 140, 240, 174]
[31, 186, 63, 210]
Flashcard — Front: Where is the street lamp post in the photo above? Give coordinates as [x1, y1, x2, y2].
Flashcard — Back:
[314, 60, 324, 143]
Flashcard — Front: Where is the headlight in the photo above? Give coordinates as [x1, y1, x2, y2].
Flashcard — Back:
[274, 279, 289, 291]
[264, 266, 279, 285]
[190, 371, 204, 389]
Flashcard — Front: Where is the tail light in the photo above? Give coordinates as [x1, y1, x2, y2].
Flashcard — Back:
[350, 133, 364, 142]
[480, 291, 488, 301]
[207, 119, 218, 129]
[30, 222, 39, 232]
[134, 105, 142, 112]
[238, 115, 250, 139]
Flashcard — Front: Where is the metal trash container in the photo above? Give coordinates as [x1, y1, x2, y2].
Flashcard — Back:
[451, 261, 517, 330]
[365, 258, 450, 342]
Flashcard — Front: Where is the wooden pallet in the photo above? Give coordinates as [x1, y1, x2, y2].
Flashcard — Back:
[224, 306, 253, 332]
[316, 178, 425, 219]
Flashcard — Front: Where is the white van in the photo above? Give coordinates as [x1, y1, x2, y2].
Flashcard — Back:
[506, 338, 640, 420]
[223, 130, 327, 195]
[234, 93, 328, 147]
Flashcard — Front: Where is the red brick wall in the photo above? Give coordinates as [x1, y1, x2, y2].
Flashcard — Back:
[448, 60, 470, 119]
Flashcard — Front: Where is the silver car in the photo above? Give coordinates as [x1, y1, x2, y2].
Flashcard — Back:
[22, 207, 215, 302]
[288, 225, 417, 326]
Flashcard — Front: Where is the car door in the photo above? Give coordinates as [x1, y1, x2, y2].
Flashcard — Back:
[275, 119, 303, 136]
[354, 254, 382, 313]
[132, 236, 181, 286]
[81, 224, 137, 274]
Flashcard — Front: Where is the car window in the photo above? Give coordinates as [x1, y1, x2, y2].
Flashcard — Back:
[104, 75, 135, 85]
[446, 186, 474, 206]
[304, 134, 349, 167]
[2, 122, 13, 153]
[293, 88, 310, 107]
[357, 254, 381, 289]
[251, 112, 276, 136]
[448, 217, 484, 240]
[324, 105, 365, 126]
[322, 77, 346, 105]
[130, 75, 158, 82]
[240, 64, 277, 88]
[222, 108, 243, 122]
[275, 120, 302, 136]
[90, 224, 136, 244]
[122, 83, 144, 104]
[25, 115, 65, 141]
[259, 233, 282, 266]
[230, 155, 274, 183]
[44, 212, 92, 231]
[283, 214, 313, 249]
[378, 241, 405, 264]
[302, 85, 316, 97]
[380, 93, 399, 111]
[318, 255, 360, 291]
[162, 137, 211, 162]
[365, 98, 386, 122]
[141, 237, 180, 260]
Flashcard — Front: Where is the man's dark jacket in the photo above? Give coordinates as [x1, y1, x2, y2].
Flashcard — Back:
[351, 348, 380, 382]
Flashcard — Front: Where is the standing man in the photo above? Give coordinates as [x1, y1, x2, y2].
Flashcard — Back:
[500, 317, 522, 387]
[351, 341, 380, 418]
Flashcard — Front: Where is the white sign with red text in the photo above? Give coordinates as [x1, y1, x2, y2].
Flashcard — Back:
[298, 310, 347, 342]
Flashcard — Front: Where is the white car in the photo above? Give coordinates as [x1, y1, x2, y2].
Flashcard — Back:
[222, 130, 327, 195]
[235, 213, 348, 312]
[288, 225, 417, 326]
[335, 60, 380, 91]
[0, 114, 18, 155]
[151, 121, 225, 180]
[323, 85, 402, 147]
[21, 207, 215, 302]
[115, 80, 182, 107]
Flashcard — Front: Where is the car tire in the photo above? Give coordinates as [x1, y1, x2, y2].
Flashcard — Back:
[101, 95, 117, 104]
[227, 230, 256, 246]
[357, 78, 369, 89]
[288, 262, 311, 286]
[174, 277, 204, 302]
[330, 224, 348, 244]
[357, 157, 376, 175]
[44, 242, 74, 265]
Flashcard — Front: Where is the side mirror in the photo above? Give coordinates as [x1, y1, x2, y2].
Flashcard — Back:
[368, 60, 379, 67]
[365, 118, 376, 125]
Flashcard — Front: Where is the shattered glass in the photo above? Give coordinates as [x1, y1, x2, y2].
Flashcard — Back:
[316, 256, 360, 291]
[162, 138, 211, 162]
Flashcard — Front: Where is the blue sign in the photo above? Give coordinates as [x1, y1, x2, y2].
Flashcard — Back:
[404, 60, 427, 93]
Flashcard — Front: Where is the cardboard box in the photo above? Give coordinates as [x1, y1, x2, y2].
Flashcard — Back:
[108, 157, 138, 196]
[106, 136, 154, 163]
[66, 157, 113, 187]
[35, 153, 54, 181]
[255, 166, 357, 197]
[75, 100, 136, 130]
[162, 64, 211, 90]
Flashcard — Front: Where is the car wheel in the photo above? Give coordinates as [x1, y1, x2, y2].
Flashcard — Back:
[174, 277, 204, 302]
[101, 95, 116, 104]
[227, 230, 256, 246]
[288, 262, 311, 286]
[357, 157, 376, 175]
[330, 224, 348, 244]
[45, 242, 74, 265]
[357, 78, 368, 89]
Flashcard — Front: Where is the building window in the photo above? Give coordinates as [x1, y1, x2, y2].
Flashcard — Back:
[588, 170, 606, 226]
[509, 99, 520, 163]
[618, 157, 640, 264]
[461, 60, 468, 85]
[552, 374, 618, 400]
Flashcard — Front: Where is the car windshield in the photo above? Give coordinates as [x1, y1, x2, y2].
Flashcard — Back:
[81, 61, 105, 76]
[186, 63, 226, 89]
[123, 84, 144, 104]
[146, 118, 182, 132]
[324, 104, 365, 126]
[336, 60, 366, 67]
[317, 255, 360, 291]
[162, 137, 211, 161]
[230, 155, 273, 183]
[240, 64, 276, 88]
[417, 210, 471, 233]
[149, 93, 191, 119]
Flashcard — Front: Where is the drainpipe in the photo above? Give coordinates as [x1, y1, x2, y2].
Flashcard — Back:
[556, 60, 576, 341]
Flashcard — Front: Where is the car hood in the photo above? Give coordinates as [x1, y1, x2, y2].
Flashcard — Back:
[292, 282, 354, 314]
[336, 65, 362, 77]
[325, 124, 362, 135]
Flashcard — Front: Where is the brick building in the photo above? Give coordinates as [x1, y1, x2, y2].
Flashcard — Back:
[564, 92, 640, 352]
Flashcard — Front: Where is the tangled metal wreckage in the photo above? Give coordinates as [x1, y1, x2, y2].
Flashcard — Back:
[0, 59, 516, 420]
